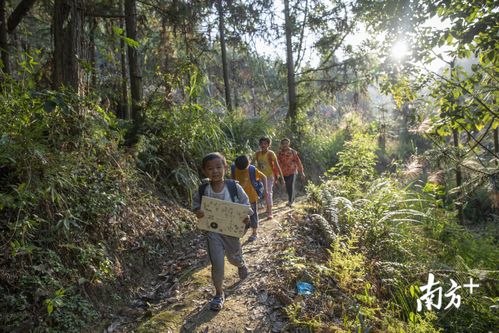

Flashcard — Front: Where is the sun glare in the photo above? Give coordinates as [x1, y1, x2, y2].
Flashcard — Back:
[391, 40, 409, 60]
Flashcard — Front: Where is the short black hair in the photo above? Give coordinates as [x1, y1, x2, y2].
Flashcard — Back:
[235, 155, 249, 170]
[201, 152, 226, 169]
[281, 138, 290, 143]
[259, 137, 271, 145]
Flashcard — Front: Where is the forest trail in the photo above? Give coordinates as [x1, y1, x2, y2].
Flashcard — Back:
[112, 198, 301, 333]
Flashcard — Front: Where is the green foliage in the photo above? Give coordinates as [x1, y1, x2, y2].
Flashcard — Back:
[0, 79, 130, 331]
[331, 132, 377, 181]
[299, 119, 348, 176]
[360, 0, 498, 221]
[138, 94, 233, 201]
[304, 130, 498, 332]
[327, 236, 366, 291]
[222, 111, 275, 155]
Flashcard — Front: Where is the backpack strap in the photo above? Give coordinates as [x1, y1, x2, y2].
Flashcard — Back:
[248, 165, 256, 183]
[230, 163, 236, 179]
[225, 179, 239, 203]
[198, 182, 209, 205]
[199, 180, 239, 204]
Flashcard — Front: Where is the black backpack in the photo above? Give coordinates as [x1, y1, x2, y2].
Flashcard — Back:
[198, 179, 239, 204]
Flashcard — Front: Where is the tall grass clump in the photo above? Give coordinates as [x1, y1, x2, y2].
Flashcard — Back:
[138, 99, 233, 202]
[221, 110, 276, 154]
[137, 69, 239, 202]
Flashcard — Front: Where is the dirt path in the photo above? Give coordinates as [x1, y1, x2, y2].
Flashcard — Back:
[110, 199, 298, 333]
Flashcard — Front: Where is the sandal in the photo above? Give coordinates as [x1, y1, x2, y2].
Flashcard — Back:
[248, 235, 257, 242]
[210, 294, 224, 311]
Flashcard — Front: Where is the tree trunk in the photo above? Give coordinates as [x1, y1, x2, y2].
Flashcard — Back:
[120, 0, 129, 119]
[494, 128, 498, 166]
[252, 85, 257, 117]
[217, 0, 232, 112]
[450, 61, 464, 223]
[53, 0, 84, 93]
[160, 15, 172, 107]
[453, 128, 464, 222]
[494, 127, 499, 212]
[0, 0, 10, 75]
[124, 0, 143, 138]
[182, 23, 190, 101]
[233, 77, 239, 108]
[89, 17, 97, 88]
[284, 0, 297, 127]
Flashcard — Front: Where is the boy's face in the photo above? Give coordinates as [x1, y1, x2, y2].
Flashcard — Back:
[203, 158, 226, 182]
[280, 140, 290, 150]
[259, 141, 269, 151]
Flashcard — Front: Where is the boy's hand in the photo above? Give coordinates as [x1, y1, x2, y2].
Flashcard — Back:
[195, 209, 205, 219]
[242, 215, 250, 225]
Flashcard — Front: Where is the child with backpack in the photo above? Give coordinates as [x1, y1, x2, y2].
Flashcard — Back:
[254, 137, 284, 219]
[231, 155, 267, 242]
[192, 152, 252, 311]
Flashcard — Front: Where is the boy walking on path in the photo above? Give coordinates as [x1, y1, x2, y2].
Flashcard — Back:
[232, 155, 267, 242]
[193, 152, 251, 311]
[254, 137, 284, 219]
[277, 138, 305, 207]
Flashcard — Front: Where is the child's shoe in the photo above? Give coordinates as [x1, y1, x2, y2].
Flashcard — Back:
[210, 294, 224, 311]
[238, 265, 249, 279]
[248, 234, 257, 242]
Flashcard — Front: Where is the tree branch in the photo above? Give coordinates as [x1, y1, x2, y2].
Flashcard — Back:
[457, 121, 499, 159]
[296, 76, 368, 86]
[427, 66, 499, 119]
[463, 119, 494, 156]
[7, 0, 37, 33]
[427, 134, 493, 176]
[137, 0, 168, 16]
[296, 57, 358, 76]
[84, 11, 124, 18]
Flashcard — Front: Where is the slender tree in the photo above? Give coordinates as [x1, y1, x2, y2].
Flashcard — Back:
[495, 128, 498, 166]
[124, 0, 143, 137]
[119, 0, 129, 119]
[284, 0, 297, 126]
[217, 0, 232, 112]
[0, 0, 9, 75]
[450, 60, 464, 223]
